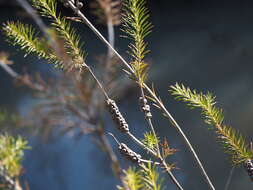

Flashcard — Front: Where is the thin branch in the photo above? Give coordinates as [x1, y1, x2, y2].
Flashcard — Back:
[224, 166, 235, 190]
[140, 86, 161, 157]
[0, 61, 46, 91]
[66, 1, 133, 73]
[0, 61, 19, 78]
[107, 19, 114, 58]
[86, 66, 110, 100]
[139, 87, 183, 190]
[127, 131, 157, 156]
[144, 84, 215, 190]
[161, 159, 184, 190]
[64, 2, 215, 190]
[96, 129, 124, 179]
[80, 37, 184, 190]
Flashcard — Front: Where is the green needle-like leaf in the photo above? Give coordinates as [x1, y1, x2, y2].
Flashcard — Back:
[30, 0, 86, 70]
[2, 21, 58, 64]
[122, 0, 152, 84]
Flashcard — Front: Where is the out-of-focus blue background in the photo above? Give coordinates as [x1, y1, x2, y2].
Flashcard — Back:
[1, 0, 253, 189]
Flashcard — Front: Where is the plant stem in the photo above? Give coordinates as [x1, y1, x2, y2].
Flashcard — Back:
[86, 66, 110, 100]
[144, 83, 215, 190]
[107, 19, 114, 58]
[224, 166, 234, 190]
[139, 86, 161, 157]
[105, 15, 182, 189]
[95, 127, 126, 183]
[127, 131, 157, 156]
[0, 61, 46, 91]
[161, 159, 184, 190]
[139, 86, 184, 189]
[67, 2, 133, 72]
[65, 2, 215, 189]
[0, 61, 19, 78]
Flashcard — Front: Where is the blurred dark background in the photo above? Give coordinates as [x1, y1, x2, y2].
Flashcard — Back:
[1, 0, 253, 189]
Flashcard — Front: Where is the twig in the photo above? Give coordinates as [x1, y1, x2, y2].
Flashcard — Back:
[0, 61, 46, 91]
[139, 87, 161, 157]
[0, 61, 19, 78]
[144, 85, 215, 190]
[64, 2, 215, 190]
[161, 159, 184, 190]
[127, 131, 157, 156]
[107, 19, 114, 58]
[85, 66, 110, 100]
[5, 1, 184, 189]
[66, 1, 133, 72]
[96, 130, 123, 179]
[85, 51, 185, 190]
[0, 165, 23, 190]
[224, 166, 235, 190]
[139, 87, 184, 189]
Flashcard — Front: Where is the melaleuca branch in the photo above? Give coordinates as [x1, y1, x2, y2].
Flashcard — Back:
[2, 0, 122, 185]
[2, 21, 57, 63]
[106, 85, 182, 190]
[121, 1, 183, 189]
[170, 83, 253, 180]
[3, 0, 242, 189]
[121, 0, 151, 84]
[30, 0, 86, 71]
[62, 0, 216, 189]
[121, 0, 159, 160]
[2, 1, 169, 189]
[0, 52, 48, 91]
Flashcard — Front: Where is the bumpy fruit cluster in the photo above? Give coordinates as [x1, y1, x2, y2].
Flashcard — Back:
[244, 159, 253, 181]
[106, 99, 129, 133]
[63, 0, 83, 10]
[118, 143, 142, 164]
[139, 97, 152, 119]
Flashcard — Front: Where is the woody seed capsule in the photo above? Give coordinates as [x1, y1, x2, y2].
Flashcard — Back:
[139, 97, 152, 119]
[244, 159, 253, 181]
[118, 143, 142, 164]
[106, 99, 129, 133]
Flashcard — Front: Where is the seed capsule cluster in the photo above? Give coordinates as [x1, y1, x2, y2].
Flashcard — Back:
[139, 97, 152, 118]
[118, 143, 142, 164]
[64, 0, 83, 10]
[106, 99, 129, 133]
[244, 159, 253, 181]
